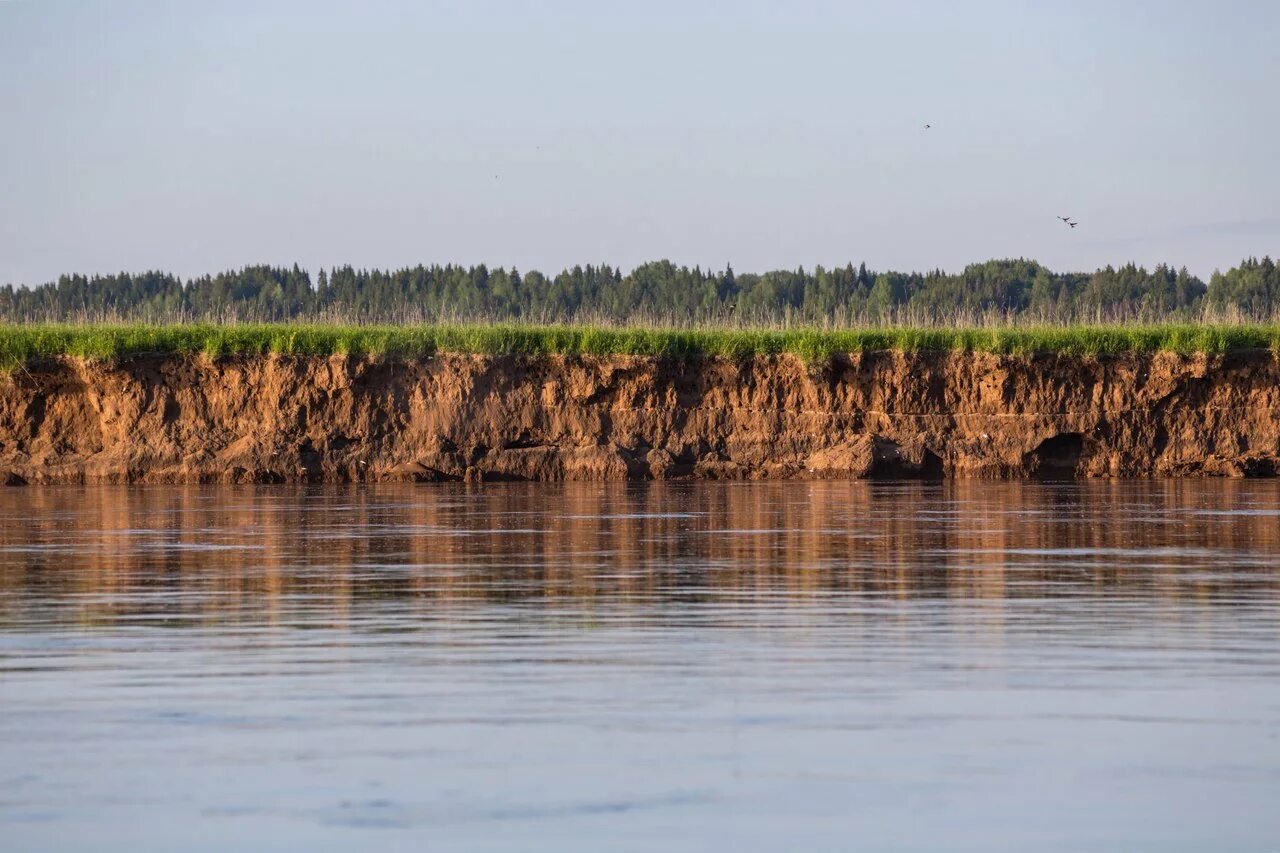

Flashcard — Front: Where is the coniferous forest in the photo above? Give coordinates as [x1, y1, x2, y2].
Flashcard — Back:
[2, 256, 1278, 324]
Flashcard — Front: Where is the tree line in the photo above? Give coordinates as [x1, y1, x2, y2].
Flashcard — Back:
[1, 257, 1277, 324]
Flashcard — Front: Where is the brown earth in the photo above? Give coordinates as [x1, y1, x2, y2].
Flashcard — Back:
[1, 350, 1278, 484]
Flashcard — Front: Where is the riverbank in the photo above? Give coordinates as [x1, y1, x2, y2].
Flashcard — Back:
[2, 340, 1278, 482]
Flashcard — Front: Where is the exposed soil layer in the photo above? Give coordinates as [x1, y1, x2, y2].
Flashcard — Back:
[2, 351, 1278, 483]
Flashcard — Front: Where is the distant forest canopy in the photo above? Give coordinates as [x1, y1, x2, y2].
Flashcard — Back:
[1, 257, 1278, 324]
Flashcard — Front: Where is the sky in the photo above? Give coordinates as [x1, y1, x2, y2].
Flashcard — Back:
[1, 0, 1277, 285]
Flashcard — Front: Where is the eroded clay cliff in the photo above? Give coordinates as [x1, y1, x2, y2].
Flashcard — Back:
[1, 350, 1278, 483]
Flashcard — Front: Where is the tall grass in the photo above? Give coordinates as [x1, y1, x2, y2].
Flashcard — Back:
[8, 300, 1274, 329]
[2, 322, 1279, 370]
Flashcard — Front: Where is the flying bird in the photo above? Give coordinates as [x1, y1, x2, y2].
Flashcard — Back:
[923, 123, 931, 129]
[1058, 216, 1071, 223]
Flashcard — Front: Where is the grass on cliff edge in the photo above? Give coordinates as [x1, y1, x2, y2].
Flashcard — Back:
[2, 323, 1279, 370]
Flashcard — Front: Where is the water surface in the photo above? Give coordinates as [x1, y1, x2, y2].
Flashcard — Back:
[2, 482, 1279, 851]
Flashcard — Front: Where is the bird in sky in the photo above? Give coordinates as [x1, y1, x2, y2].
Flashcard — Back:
[923, 123, 931, 129]
[1058, 216, 1072, 223]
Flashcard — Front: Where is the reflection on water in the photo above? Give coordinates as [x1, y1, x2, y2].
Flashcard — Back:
[1, 482, 1279, 851]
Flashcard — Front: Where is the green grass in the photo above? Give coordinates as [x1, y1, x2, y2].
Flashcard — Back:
[2, 322, 1279, 370]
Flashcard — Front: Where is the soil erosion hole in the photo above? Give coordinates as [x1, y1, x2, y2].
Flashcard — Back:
[1028, 433, 1084, 478]
[870, 440, 945, 480]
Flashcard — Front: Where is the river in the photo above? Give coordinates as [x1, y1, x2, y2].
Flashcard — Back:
[2, 482, 1278, 851]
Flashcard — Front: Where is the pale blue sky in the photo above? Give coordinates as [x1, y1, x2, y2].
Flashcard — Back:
[1, 0, 1276, 284]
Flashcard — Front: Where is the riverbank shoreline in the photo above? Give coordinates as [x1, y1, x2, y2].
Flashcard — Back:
[3, 348, 1278, 483]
